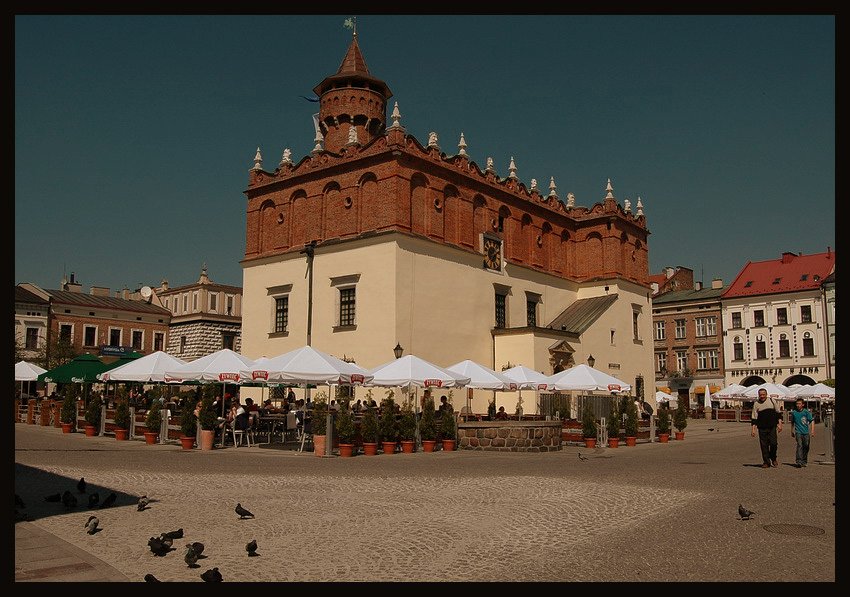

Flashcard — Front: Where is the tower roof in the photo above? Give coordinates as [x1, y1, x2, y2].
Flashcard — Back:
[313, 36, 392, 98]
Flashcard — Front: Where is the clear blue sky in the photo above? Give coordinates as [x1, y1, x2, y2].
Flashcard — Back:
[15, 15, 835, 292]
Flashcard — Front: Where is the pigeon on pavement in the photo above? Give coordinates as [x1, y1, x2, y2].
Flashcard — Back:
[144, 574, 161, 582]
[88, 492, 100, 508]
[44, 493, 61, 502]
[200, 567, 223, 582]
[184, 544, 199, 568]
[77, 477, 86, 493]
[246, 539, 258, 556]
[190, 541, 205, 557]
[158, 534, 173, 549]
[148, 536, 170, 556]
[578, 452, 588, 461]
[738, 504, 755, 520]
[99, 492, 117, 509]
[235, 503, 254, 519]
[162, 528, 184, 540]
[85, 515, 99, 535]
[137, 496, 149, 511]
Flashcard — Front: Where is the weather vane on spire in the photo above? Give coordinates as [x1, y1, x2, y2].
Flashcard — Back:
[343, 16, 357, 36]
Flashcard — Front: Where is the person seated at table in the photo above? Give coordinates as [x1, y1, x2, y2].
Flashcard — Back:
[244, 398, 260, 427]
[495, 406, 509, 420]
[352, 399, 363, 413]
[438, 395, 451, 416]
[329, 399, 340, 412]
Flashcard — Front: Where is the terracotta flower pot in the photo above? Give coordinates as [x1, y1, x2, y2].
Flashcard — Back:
[61, 422, 74, 434]
[199, 429, 215, 451]
[84, 425, 97, 437]
[607, 437, 619, 448]
[675, 431, 685, 441]
[338, 443, 354, 457]
[400, 440, 415, 453]
[625, 436, 637, 447]
[659, 433, 669, 443]
[180, 436, 195, 450]
[143, 431, 158, 445]
[362, 442, 378, 456]
[313, 434, 327, 457]
[584, 437, 597, 449]
[381, 441, 397, 454]
[115, 428, 129, 441]
[441, 439, 456, 452]
[422, 440, 437, 453]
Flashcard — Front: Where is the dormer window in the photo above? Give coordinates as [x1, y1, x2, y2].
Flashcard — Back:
[744, 281, 753, 287]
[772, 277, 781, 284]
[800, 274, 808, 281]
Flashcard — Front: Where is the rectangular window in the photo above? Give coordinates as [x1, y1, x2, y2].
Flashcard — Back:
[222, 333, 235, 351]
[695, 316, 716, 337]
[59, 324, 72, 342]
[526, 299, 537, 327]
[226, 295, 234, 316]
[779, 338, 790, 357]
[733, 342, 744, 361]
[696, 349, 718, 370]
[182, 294, 188, 312]
[192, 292, 198, 311]
[755, 341, 766, 359]
[655, 320, 665, 341]
[754, 310, 764, 327]
[632, 311, 640, 340]
[655, 352, 667, 373]
[164, 298, 169, 310]
[109, 328, 121, 346]
[801, 305, 812, 323]
[154, 333, 164, 352]
[209, 293, 217, 312]
[339, 288, 356, 327]
[731, 312, 742, 328]
[676, 351, 687, 372]
[180, 336, 186, 354]
[132, 330, 143, 350]
[25, 327, 39, 350]
[495, 293, 506, 329]
[674, 319, 686, 339]
[776, 308, 788, 325]
[84, 326, 97, 347]
[803, 337, 814, 357]
[275, 296, 289, 333]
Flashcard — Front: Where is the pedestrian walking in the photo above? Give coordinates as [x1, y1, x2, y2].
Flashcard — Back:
[790, 397, 815, 467]
[751, 388, 783, 468]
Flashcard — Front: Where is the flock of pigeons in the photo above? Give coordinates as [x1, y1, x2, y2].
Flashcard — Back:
[17, 476, 261, 582]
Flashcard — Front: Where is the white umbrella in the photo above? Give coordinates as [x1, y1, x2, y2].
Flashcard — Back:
[15, 360, 46, 381]
[545, 364, 631, 392]
[246, 345, 373, 385]
[97, 351, 187, 382]
[165, 348, 257, 416]
[741, 382, 794, 399]
[446, 360, 517, 390]
[714, 383, 748, 399]
[501, 365, 551, 390]
[791, 383, 835, 401]
[368, 355, 469, 389]
[703, 384, 712, 409]
[655, 390, 676, 402]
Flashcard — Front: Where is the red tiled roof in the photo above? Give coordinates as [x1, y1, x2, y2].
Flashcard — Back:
[723, 251, 835, 298]
[46, 289, 172, 316]
[648, 274, 667, 286]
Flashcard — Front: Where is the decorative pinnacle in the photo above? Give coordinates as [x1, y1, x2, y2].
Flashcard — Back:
[530, 178, 538, 191]
[508, 156, 517, 179]
[279, 148, 293, 167]
[312, 127, 324, 154]
[486, 157, 495, 172]
[636, 196, 644, 216]
[390, 101, 401, 128]
[605, 178, 614, 200]
[252, 147, 263, 170]
[347, 126, 359, 145]
[548, 176, 557, 197]
[457, 132, 467, 156]
[624, 198, 632, 213]
[428, 131, 439, 149]
[566, 192, 575, 208]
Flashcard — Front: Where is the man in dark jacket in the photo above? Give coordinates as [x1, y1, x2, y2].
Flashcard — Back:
[751, 388, 783, 468]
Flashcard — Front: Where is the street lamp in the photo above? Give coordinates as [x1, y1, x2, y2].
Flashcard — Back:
[393, 343, 404, 359]
[587, 354, 595, 368]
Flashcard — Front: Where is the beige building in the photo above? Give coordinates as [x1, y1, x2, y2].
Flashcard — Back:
[15, 284, 50, 361]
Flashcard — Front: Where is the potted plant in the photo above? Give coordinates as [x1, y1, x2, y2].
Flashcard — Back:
[581, 401, 597, 448]
[673, 398, 689, 440]
[84, 393, 102, 437]
[656, 404, 671, 443]
[360, 402, 380, 456]
[606, 401, 620, 448]
[144, 400, 162, 445]
[179, 398, 197, 450]
[419, 395, 438, 452]
[311, 392, 328, 457]
[113, 398, 131, 440]
[60, 385, 78, 433]
[439, 402, 456, 451]
[378, 394, 398, 454]
[198, 391, 218, 450]
[397, 400, 417, 453]
[334, 401, 356, 457]
[624, 399, 639, 446]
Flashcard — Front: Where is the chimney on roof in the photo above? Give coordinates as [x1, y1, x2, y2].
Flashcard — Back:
[665, 267, 675, 279]
[65, 272, 82, 293]
[781, 252, 796, 264]
[711, 278, 723, 289]
[121, 287, 130, 300]
[90, 286, 110, 297]
[694, 281, 702, 291]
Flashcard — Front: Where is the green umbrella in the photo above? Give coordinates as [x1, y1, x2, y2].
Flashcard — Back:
[38, 353, 113, 384]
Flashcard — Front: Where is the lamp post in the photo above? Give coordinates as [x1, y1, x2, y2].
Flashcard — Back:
[393, 343, 404, 359]
[587, 354, 595, 368]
